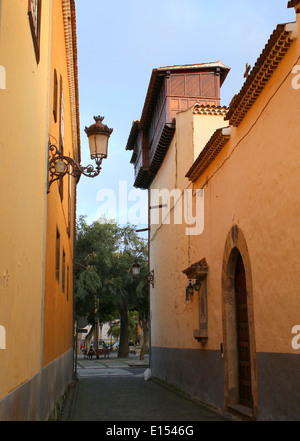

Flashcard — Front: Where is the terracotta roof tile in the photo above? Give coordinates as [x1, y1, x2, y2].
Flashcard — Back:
[70, 0, 81, 161]
[186, 127, 231, 182]
[193, 104, 228, 116]
[62, 0, 81, 161]
[287, 0, 300, 11]
[125, 120, 140, 151]
[225, 23, 295, 127]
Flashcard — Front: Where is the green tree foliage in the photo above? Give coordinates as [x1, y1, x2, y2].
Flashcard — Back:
[75, 216, 149, 358]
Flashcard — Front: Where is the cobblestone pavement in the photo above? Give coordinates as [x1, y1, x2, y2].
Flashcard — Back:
[62, 352, 235, 423]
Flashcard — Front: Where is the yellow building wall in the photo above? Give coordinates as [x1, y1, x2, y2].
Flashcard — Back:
[151, 13, 300, 358]
[146, 8, 300, 421]
[192, 15, 300, 356]
[43, 0, 75, 367]
[0, 1, 51, 400]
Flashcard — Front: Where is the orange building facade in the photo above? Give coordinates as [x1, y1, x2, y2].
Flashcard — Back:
[42, 0, 79, 414]
[127, 2, 300, 421]
[0, 0, 80, 420]
[43, 0, 78, 367]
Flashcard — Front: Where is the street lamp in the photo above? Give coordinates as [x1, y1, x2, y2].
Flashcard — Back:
[85, 116, 112, 160]
[131, 261, 154, 288]
[132, 261, 141, 276]
[48, 115, 113, 192]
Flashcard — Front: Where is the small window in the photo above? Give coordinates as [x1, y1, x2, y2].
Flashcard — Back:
[28, 0, 42, 64]
[53, 69, 58, 122]
[67, 265, 69, 301]
[0, 66, 6, 90]
[59, 76, 64, 202]
[62, 249, 65, 293]
[0, 325, 6, 350]
[59, 75, 64, 150]
[55, 228, 60, 282]
[59, 176, 64, 202]
[68, 166, 72, 236]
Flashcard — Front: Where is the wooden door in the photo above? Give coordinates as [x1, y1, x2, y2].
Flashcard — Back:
[235, 254, 252, 408]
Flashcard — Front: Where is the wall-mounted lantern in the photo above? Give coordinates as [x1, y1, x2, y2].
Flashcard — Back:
[185, 278, 201, 301]
[182, 258, 209, 344]
[48, 115, 113, 192]
[186, 280, 194, 301]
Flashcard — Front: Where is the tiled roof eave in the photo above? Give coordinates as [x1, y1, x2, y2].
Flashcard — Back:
[288, 0, 300, 11]
[148, 124, 175, 174]
[130, 152, 137, 164]
[193, 104, 228, 116]
[62, 0, 81, 161]
[225, 23, 296, 127]
[186, 127, 231, 182]
[133, 167, 153, 189]
[126, 120, 140, 151]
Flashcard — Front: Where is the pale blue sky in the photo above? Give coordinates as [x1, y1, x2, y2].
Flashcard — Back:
[75, 0, 295, 229]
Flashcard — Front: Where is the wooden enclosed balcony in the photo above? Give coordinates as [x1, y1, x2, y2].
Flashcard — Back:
[126, 62, 230, 189]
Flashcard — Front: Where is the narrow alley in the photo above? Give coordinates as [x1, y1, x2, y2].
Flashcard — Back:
[2, 0, 300, 423]
[62, 352, 235, 423]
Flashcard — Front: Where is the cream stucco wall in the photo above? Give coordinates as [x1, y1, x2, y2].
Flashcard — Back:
[193, 113, 227, 161]
[0, 0, 51, 400]
[150, 13, 300, 360]
[150, 105, 228, 350]
[151, 13, 300, 355]
[146, 10, 300, 421]
[191, 20, 300, 355]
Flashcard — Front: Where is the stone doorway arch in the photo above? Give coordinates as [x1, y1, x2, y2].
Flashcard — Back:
[221, 225, 258, 419]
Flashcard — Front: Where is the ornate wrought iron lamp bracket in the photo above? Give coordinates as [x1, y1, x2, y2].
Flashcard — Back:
[146, 270, 154, 288]
[47, 115, 113, 193]
[48, 143, 103, 192]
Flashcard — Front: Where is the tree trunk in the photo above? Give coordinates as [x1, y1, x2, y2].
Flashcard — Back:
[118, 299, 129, 358]
[140, 319, 149, 360]
[84, 325, 95, 353]
[94, 321, 99, 351]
